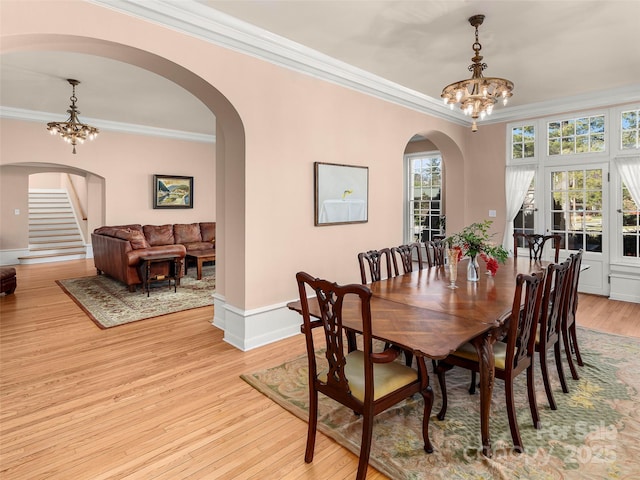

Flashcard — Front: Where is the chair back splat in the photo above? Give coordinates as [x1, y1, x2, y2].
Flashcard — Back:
[357, 248, 397, 284]
[425, 240, 446, 267]
[513, 233, 561, 263]
[391, 242, 424, 274]
[296, 272, 434, 479]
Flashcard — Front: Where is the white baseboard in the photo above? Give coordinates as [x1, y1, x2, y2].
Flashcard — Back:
[0, 248, 29, 266]
[214, 296, 302, 351]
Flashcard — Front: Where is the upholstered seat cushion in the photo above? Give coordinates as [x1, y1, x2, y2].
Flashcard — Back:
[319, 350, 418, 402]
[450, 341, 510, 371]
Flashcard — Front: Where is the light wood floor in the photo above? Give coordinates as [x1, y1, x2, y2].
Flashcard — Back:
[1, 260, 638, 480]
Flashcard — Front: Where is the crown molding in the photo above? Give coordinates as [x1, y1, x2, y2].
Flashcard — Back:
[79, 2, 640, 131]
[0, 106, 215, 143]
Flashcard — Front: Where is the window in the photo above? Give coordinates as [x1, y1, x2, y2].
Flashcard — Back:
[622, 182, 640, 258]
[621, 109, 640, 150]
[408, 154, 443, 242]
[513, 177, 536, 247]
[550, 168, 603, 252]
[511, 125, 535, 159]
[548, 115, 605, 155]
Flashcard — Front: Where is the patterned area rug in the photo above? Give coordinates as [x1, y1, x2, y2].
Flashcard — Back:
[57, 265, 215, 328]
[242, 328, 640, 479]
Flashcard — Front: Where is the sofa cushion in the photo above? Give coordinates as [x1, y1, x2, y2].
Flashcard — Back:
[200, 222, 216, 244]
[143, 224, 175, 246]
[174, 223, 202, 244]
[94, 224, 142, 234]
[94, 227, 149, 249]
[113, 229, 150, 249]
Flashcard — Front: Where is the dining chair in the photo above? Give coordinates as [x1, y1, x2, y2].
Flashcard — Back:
[425, 240, 446, 267]
[357, 248, 411, 365]
[357, 248, 398, 284]
[434, 271, 545, 452]
[295, 272, 434, 480]
[562, 249, 584, 380]
[391, 242, 424, 274]
[536, 258, 572, 409]
[513, 233, 561, 263]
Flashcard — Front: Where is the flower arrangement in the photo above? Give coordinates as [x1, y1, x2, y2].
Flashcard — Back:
[446, 220, 509, 276]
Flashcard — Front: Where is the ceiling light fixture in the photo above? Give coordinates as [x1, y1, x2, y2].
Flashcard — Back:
[441, 15, 514, 132]
[47, 79, 99, 154]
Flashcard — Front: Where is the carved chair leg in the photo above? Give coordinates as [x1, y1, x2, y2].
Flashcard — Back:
[305, 389, 318, 463]
[563, 328, 580, 380]
[570, 323, 584, 366]
[539, 347, 557, 410]
[504, 379, 523, 453]
[554, 342, 569, 393]
[526, 365, 540, 429]
[356, 412, 375, 480]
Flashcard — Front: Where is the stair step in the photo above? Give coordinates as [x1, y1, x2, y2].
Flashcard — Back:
[30, 217, 77, 224]
[18, 252, 87, 264]
[30, 238, 83, 245]
[26, 245, 86, 254]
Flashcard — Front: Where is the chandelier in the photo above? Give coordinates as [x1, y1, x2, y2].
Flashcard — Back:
[47, 79, 99, 154]
[441, 15, 514, 132]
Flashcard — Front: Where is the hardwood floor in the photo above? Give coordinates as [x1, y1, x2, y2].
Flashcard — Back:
[1, 260, 638, 479]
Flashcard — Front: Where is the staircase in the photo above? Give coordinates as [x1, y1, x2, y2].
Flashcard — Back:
[18, 189, 87, 265]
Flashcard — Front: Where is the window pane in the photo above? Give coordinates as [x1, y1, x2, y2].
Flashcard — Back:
[512, 127, 523, 142]
[513, 143, 523, 158]
[547, 114, 607, 155]
[591, 133, 605, 152]
[524, 141, 535, 157]
[623, 235, 638, 257]
[587, 234, 602, 252]
[552, 172, 566, 190]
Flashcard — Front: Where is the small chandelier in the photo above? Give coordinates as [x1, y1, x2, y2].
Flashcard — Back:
[441, 15, 514, 132]
[47, 79, 99, 154]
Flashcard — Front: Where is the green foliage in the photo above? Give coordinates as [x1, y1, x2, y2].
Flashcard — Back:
[445, 220, 509, 263]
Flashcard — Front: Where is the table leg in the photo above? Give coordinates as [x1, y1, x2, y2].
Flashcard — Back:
[146, 260, 151, 297]
[196, 258, 203, 280]
[471, 331, 498, 457]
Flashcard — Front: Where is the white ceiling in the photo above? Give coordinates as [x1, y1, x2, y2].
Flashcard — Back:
[2, 0, 639, 136]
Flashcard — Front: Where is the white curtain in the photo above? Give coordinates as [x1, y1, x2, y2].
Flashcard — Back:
[502, 165, 536, 253]
[615, 156, 640, 207]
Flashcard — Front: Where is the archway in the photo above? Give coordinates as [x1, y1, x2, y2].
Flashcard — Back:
[1, 33, 247, 319]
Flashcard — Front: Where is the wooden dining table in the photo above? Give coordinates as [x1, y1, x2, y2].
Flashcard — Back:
[287, 256, 548, 457]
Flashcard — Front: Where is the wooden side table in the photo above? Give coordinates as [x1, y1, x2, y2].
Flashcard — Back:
[185, 251, 216, 280]
[138, 254, 181, 297]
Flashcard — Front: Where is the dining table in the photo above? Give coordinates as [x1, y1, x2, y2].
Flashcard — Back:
[287, 256, 548, 457]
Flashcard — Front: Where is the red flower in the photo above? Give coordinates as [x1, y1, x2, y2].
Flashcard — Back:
[485, 257, 499, 276]
[452, 246, 463, 261]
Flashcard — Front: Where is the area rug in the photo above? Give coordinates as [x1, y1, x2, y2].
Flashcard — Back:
[57, 265, 215, 329]
[241, 328, 640, 479]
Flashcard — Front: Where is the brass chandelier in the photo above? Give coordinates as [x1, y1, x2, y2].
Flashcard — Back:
[441, 15, 514, 132]
[47, 79, 99, 154]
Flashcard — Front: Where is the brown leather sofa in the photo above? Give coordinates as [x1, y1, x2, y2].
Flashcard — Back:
[92, 222, 215, 291]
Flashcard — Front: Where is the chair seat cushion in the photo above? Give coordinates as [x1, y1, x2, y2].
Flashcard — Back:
[337, 350, 417, 402]
[451, 341, 509, 371]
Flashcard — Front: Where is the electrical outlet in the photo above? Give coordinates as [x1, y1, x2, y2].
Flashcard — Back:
[14, 209, 20, 215]
[489, 210, 496, 218]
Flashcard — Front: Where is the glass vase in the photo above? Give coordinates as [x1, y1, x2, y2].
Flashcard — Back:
[467, 254, 480, 282]
[446, 249, 459, 289]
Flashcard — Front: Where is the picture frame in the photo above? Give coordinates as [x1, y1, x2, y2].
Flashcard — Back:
[314, 162, 368, 226]
[153, 174, 193, 209]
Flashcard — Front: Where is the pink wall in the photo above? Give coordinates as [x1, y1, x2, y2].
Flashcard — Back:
[0, 118, 216, 251]
[1, 0, 506, 313]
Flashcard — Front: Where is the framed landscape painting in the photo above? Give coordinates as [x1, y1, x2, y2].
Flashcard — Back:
[153, 175, 193, 209]
[314, 162, 368, 226]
